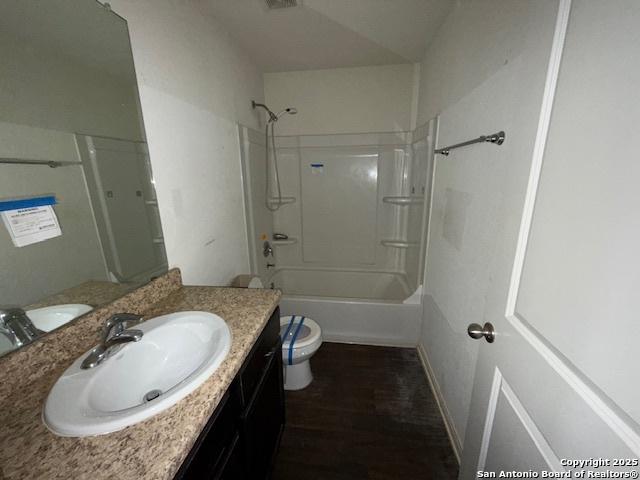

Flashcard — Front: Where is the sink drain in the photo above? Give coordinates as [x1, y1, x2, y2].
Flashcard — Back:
[144, 389, 163, 402]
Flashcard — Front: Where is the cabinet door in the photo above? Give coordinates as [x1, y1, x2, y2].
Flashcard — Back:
[240, 308, 280, 404]
[216, 433, 244, 480]
[175, 387, 239, 480]
[242, 350, 285, 479]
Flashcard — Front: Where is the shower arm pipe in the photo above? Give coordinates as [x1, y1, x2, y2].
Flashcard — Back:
[435, 131, 505, 156]
[252, 100, 278, 122]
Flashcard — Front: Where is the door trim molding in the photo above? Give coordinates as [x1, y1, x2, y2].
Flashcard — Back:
[477, 368, 565, 472]
[509, 314, 640, 455]
[505, 0, 572, 317]
[477, 367, 502, 471]
[416, 344, 462, 462]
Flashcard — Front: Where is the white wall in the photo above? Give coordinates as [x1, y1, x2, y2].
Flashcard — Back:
[417, 1, 547, 125]
[107, 0, 266, 286]
[416, 0, 560, 453]
[264, 64, 415, 136]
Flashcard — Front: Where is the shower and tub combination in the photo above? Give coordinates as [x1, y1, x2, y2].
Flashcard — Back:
[241, 102, 436, 347]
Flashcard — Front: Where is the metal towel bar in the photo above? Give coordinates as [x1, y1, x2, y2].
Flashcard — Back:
[435, 131, 505, 156]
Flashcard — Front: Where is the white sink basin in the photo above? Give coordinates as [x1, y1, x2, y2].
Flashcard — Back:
[27, 304, 93, 332]
[43, 311, 231, 437]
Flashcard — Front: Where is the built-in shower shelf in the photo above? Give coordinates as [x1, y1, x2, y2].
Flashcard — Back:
[381, 239, 419, 249]
[272, 237, 298, 246]
[382, 196, 424, 205]
[267, 196, 296, 207]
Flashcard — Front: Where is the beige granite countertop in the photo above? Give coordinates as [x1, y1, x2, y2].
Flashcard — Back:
[0, 270, 280, 480]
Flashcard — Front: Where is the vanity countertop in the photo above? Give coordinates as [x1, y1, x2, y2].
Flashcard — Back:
[0, 275, 280, 479]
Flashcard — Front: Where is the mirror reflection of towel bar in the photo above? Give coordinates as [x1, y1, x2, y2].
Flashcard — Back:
[0, 158, 79, 168]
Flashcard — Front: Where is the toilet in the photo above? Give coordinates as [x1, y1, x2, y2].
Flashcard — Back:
[280, 315, 322, 390]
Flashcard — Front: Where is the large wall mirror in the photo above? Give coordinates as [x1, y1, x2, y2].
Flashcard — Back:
[0, 1, 167, 357]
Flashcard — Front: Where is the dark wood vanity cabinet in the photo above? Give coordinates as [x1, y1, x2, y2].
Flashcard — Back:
[175, 307, 284, 480]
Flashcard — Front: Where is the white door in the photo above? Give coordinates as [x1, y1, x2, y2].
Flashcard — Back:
[460, 1, 640, 476]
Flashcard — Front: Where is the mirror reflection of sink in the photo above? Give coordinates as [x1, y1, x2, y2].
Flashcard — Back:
[43, 311, 231, 437]
[26, 304, 93, 332]
[0, 335, 14, 356]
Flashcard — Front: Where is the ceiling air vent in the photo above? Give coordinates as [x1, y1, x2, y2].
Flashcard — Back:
[265, 0, 298, 9]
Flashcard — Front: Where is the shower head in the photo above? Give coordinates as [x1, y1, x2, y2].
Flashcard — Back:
[252, 101, 297, 123]
[276, 107, 298, 118]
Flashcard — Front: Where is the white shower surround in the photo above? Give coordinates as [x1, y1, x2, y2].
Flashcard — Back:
[240, 126, 432, 346]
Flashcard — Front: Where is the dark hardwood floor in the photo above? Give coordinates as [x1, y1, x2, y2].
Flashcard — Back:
[272, 343, 459, 480]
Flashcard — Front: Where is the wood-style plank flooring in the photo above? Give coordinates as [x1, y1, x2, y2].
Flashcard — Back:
[273, 343, 459, 479]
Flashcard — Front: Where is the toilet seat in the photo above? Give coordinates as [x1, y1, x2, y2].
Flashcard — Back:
[280, 316, 321, 349]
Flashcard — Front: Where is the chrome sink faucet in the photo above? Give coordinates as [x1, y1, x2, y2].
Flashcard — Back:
[0, 306, 40, 347]
[81, 313, 144, 369]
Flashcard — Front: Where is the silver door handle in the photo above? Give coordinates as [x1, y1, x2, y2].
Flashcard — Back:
[467, 322, 495, 343]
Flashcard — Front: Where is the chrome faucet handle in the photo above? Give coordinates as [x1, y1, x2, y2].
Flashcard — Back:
[102, 313, 143, 342]
[81, 328, 144, 370]
[104, 329, 143, 347]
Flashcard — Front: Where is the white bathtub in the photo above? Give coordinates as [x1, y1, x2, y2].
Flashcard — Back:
[269, 268, 422, 347]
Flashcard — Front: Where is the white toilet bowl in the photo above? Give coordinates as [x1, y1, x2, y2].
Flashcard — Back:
[280, 315, 322, 391]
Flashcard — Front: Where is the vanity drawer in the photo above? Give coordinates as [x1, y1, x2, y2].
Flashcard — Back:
[239, 307, 280, 405]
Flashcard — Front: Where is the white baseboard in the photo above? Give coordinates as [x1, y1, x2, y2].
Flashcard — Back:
[322, 335, 417, 348]
[416, 344, 462, 464]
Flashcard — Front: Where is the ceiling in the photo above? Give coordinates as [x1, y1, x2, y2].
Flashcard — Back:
[204, 0, 454, 72]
